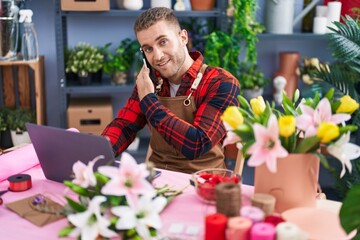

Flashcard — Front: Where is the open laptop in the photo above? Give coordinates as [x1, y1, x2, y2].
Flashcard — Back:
[26, 123, 115, 182]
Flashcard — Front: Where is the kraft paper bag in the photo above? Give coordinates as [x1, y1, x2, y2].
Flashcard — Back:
[6, 194, 65, 227]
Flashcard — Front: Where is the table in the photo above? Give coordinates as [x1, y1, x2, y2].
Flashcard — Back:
[0, 144, 343, 240]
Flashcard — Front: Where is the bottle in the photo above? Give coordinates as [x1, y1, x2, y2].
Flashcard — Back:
[19, 9, 39, 61]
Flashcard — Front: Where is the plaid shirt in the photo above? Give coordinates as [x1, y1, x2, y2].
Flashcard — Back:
[102, 51, 240, 159]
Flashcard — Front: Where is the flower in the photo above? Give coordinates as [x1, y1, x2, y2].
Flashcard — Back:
[59, 153, 185, 239]
[221, 88, 360, 177]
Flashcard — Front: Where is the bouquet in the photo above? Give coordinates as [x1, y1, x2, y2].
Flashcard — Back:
[221, 88, 360, 177]
[59, 152, 183, 240]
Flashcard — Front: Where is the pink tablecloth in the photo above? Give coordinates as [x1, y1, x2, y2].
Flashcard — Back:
[0, 146, 254, 239]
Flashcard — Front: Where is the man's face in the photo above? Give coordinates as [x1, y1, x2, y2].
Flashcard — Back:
[137, 20, 188, 81]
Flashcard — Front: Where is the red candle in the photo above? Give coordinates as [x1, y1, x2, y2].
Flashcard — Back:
[205, 213, 227, 240]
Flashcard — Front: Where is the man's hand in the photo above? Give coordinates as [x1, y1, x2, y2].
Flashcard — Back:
[137, 65, 154, 100]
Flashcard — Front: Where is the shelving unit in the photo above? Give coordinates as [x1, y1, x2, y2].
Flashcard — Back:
[54, 0, 229, 129]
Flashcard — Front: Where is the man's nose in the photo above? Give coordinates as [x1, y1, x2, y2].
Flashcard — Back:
[152, 47, 164, 61]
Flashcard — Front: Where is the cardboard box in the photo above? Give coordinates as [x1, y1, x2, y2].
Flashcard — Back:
[67, 97, 113, 135]
[61, 0, 110, 11]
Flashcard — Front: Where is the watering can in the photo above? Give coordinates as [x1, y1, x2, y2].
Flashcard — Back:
[265, 0, 321, 34]
[0, 0, 19, 61]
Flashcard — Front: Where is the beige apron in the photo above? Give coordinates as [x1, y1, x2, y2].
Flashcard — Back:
[146, 65, 226, 174]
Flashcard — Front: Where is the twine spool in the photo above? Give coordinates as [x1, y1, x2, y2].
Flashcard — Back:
[215, 182, 241, 217]
[251, 193, 276, 215]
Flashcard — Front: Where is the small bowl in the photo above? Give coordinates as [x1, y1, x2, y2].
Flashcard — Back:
[191, 168, 241, 204]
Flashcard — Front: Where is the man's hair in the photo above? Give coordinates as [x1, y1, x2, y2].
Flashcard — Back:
[134, 7, 181, 33]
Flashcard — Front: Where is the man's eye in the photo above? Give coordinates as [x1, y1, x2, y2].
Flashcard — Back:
[160, 39, 167, 46]
[144, 48, 152, 53]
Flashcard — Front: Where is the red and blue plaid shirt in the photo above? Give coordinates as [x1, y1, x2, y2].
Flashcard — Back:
[102, 51, 240, 159]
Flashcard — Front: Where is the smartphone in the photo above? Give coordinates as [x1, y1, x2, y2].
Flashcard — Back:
[139, 48, 156, 82]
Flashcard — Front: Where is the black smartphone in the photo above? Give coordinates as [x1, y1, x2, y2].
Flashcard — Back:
[139, 48, 156, 83]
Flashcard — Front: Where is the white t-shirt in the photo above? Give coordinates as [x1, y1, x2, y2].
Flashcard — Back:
[169, 82, 181, 97]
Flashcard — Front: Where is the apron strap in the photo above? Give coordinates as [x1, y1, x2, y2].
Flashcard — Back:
[184, 64, 208, 106]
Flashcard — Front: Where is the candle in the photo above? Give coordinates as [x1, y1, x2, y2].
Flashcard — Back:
[313, 17, 327, 34]
[326, 1, 342, 33]
[250, 222, 276, 240]
[227, 216, 252, 240]
[276, 222, 301, 240]
[240, 206, 264, 223]
[251, 193, 276, 216]
[205, 213, 227, 240]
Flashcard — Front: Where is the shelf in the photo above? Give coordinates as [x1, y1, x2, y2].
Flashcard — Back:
[258, 33, 329, 40]
[64, 82, 134, 94]
[62, 9, 222, 18]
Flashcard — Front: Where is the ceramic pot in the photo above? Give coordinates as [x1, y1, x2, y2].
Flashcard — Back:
[112, 72, 127, 85]
[122, 0, 143, 10]
[254, 153, 320, 213]
[243, 88, 263, 101]
[151, 0, 172, 8]
[10, 130, 31, 146]
[190, 0, 215, 11]
[274, 51, 300, 100]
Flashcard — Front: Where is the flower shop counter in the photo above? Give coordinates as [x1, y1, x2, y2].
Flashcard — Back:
[0, 144, 343, 239]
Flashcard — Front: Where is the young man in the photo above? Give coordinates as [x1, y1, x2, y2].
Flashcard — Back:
[102, 7, 240, 173]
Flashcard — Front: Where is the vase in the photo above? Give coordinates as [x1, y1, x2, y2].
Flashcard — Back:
[273, 51, 300, 100]
[151, 0, 172, 8]
[122, 0, 143, 10]
[254, 153, 320, 213]
[78, 72, 91, 85]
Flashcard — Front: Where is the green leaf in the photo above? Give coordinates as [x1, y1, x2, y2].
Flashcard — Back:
[95, 172, 109, 185]
[64, 181, 90, 196]
[340, 183, 360, 239]
[65, 196, 87, 212]
[294, 136, 320, 153]
[58, 226, 74, 237]
[238, 95, 250, 110]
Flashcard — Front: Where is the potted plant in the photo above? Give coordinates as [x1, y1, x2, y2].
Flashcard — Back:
[103, 38, 139, 85]
[65, 42, 105, 85]
[7, 108, 35, 146]
[204, 0, 266, 98]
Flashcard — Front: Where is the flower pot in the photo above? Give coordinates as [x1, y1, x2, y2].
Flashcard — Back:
[243, 88, 263, 101]
[78, 72, 91, 85]
[112, 72, 127, 85]
[254, 153, 320, 213]
[190, 0, 215, 10]
[1, 130, 13, 148]
[10, 130, 31, 146]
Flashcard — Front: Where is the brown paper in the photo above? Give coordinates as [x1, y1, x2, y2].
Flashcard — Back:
[6, 194, 65, 227]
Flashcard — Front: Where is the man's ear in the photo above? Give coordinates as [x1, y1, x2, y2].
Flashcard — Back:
[179, 29, 188, 46]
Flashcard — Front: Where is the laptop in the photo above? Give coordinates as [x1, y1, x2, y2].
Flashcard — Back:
[26, 123, 115, 182]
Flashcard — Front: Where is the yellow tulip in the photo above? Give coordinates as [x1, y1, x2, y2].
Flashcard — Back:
[250, 96, 266, 116]
[221, 106, 244, 129]
[336, 95, 359, 114]
[316, 122, 340, 143]
[278, 116, 296, 137]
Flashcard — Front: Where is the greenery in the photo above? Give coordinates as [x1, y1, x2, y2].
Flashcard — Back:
[340, 183, 360, 240]
[65, 42, 104, 77]
[204, 0, 265, 90]
[102, 38, 140, 75]
[7, 108, 35, 133]
[0, 108, 9, 131]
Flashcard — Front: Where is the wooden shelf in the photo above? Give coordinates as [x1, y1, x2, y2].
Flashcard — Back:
[0, 56, 46, 125]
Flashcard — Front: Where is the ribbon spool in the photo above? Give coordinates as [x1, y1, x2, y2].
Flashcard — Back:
[8, 174, 32, 192]
[251, 193, 276, 215]
[215, 182, 241, 217]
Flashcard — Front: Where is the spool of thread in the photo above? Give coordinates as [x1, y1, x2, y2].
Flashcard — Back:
[205, 213, 227, 240]
[215, 182, 241, 217]
[7, 174, 32, 192]
[250, 222, 276, 240]
[227, 216, 252, 240]
[251, 193, 276, 216]
[313, 16, 327, 34]
[240, 206, 264, 223]
[264, 215, 285, 227]
[276, 222, 301, 240]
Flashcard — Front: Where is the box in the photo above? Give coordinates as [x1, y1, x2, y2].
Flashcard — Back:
[67, 97, 113, 135]
[61, 0, 110, 11]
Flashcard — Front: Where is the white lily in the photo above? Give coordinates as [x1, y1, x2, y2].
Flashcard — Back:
[112, 195, 167, 239]
[72, 155, 103, 188]
[67, 196, 117, 240]
[327, 132, 360, 178]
